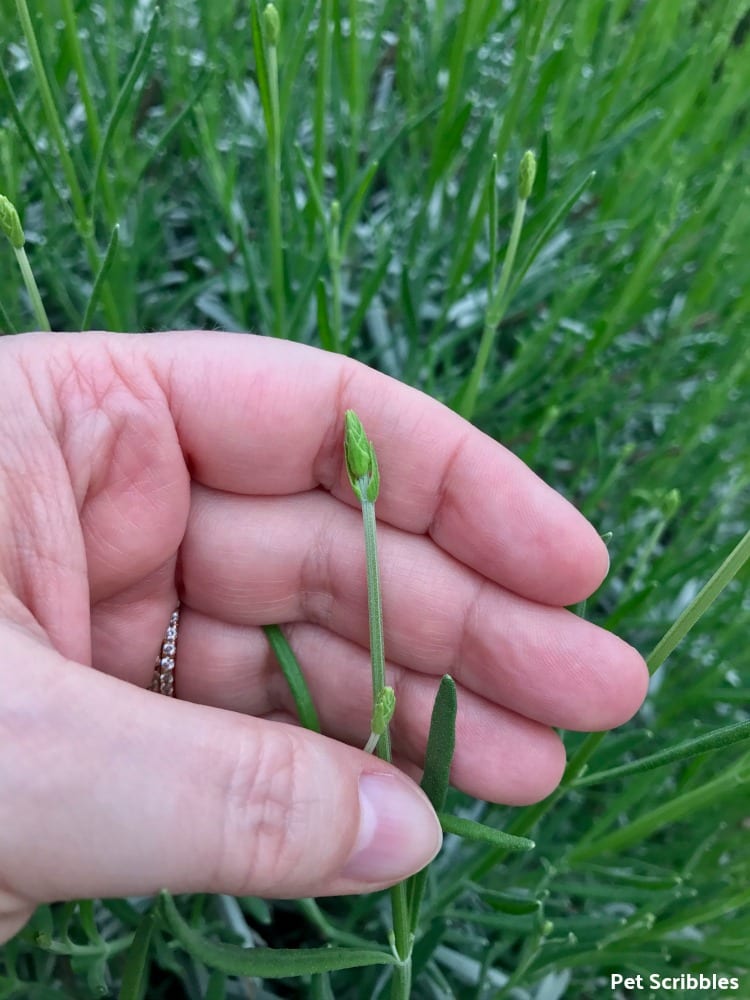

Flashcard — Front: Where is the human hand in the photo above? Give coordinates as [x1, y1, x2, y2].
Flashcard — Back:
[0, 330, 647, 942]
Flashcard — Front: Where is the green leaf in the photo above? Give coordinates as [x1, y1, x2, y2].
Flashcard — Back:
[407, 675, 457, 934]
[160, 892, 396, 976]
[77, 900, 103, 946]
[420, 675, 457, 813]
[477, 889, 541, 915]
[262, 625, 321, 732]
[340, 158, 379, 252]
[647, 526, 750, 676]
[574, 719, 750, 787]
[118, 910, 155, 1000]
[487, 154, 498, 280]
[205, 971, 227, 1000]
[90, 6, 161, 218]
[250, 0, 273, 149]
[512, 169, 596, 294]
[82, 224, 119, 330]
[437, 813, 535, 851]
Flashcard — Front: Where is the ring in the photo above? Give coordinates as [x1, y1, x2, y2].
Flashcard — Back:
[149, 606, 180, 697]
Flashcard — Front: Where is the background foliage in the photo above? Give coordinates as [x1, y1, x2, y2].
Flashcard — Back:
[1, 0, 749, 996]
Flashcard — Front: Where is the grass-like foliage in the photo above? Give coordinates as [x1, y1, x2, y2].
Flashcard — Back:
[1, 0, 749, 996]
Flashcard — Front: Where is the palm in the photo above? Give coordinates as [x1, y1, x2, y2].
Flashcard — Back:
[1, 331, 647, 807]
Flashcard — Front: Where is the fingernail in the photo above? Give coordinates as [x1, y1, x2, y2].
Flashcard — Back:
[342, 772, 443, 883]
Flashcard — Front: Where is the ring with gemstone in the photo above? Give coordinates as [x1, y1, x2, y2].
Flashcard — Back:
[149, 606, 180, 696]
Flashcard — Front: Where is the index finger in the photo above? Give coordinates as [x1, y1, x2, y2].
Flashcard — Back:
[143, 330, 608, 605]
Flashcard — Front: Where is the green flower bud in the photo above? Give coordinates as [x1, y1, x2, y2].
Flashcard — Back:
[263, 3, 280, 46]
[330, 199, 341, 227]
[345, 409, 371, 480]
[662, 488, 680, 519]
[518, 150, 537, 200]
[371, 686, 395, 736]
[365, 444, 379, 502]
[0, 194, 25, 249]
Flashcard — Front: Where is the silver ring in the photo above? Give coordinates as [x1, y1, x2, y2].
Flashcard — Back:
[150, 606, 180, 696]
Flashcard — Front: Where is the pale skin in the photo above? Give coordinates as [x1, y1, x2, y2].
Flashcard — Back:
[0, 330, 649, 943]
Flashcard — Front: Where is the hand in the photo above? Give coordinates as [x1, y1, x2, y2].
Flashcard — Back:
[0, 330, 647, 942]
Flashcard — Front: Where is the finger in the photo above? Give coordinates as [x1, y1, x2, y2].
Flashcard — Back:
[173, 611, 566, 805]
[177, 485, 648, 731]
[1, 626, 441, 917]
[136, 330, 608, 604]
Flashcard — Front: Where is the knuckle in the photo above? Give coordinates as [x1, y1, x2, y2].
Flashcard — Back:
[212, 726, 311, 896]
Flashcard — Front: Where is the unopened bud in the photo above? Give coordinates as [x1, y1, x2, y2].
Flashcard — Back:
[0, 194, 25, 249]
[344, 409, 380, 502]
[661, 488, 680, 519]
[263, 3, 280, 46]
[518, 150, 537, 200]
[371, 686, 395, 736]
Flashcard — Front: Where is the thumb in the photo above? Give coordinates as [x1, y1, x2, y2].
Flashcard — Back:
[1, 626, 442, 934]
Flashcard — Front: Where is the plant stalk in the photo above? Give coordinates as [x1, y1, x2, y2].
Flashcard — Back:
[356, 480, 412, 998]
[14, 245, 50, 331]
[265, 14, 285, 338]
[458, 188, 530, 422]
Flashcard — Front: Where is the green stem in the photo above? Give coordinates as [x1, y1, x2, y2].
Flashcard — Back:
[14, 245, 50, 331]
[358, 490, 389, 757]
[14, 0, 122, 327]
[458, 190, 530, 422]
[59, 0, 102, 155]
[347, 0, 362, 182]
[313, 0, 332, 196]
[266, 30, 285, 338]
[329, 202, 343, 351]
[15, 0, 87, 224]
[356, 483, 412, 996]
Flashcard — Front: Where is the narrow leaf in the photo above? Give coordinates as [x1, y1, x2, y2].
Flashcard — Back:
[250, 0, 273, 144]
[487, 154, 498, 280]
[438, 813, 535, 851]
[407, 675, 457, 933]
[475, 887, 541, 915]
[160, 892, 395, 976]
[262, 625, 321, 732]
[0, 63, 66, 212]
[77, 900, 103, 945]
[647, 526, 750, 675]
[574, 720, 750, 787]
[420, 675, 457, 812]
[295, 144, 328, 228]
[118, 910, 155, 1000]
[512, 170, 596, 293]
[82, 224, 119, 330]
[316, 279, 334, 351]
[90, 6, 161, 217]
[341, 158, 379, 252]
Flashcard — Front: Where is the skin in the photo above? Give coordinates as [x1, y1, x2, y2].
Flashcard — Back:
[0, 330, 648, 943]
